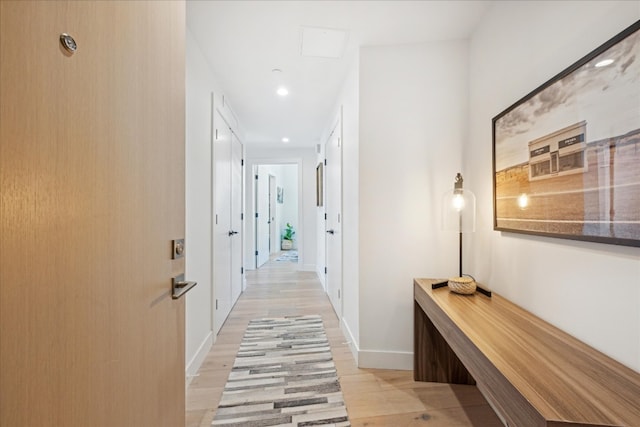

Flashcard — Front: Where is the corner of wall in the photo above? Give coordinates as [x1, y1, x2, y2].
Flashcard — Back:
[185, 331, 213, 386]
[357, 349, 413, 371]
[340, 317, 359, 366]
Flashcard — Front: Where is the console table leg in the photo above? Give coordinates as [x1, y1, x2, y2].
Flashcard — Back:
[414, 301, 475, 385]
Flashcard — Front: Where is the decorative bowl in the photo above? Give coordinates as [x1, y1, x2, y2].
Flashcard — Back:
[448, 276, 476, 295]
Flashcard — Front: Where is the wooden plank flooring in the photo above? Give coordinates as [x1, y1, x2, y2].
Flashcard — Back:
[186, 255, 503, 427]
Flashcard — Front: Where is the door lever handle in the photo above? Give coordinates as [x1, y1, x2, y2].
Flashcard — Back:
[172, 274, 197, 299]
[228, 230, 238, 236]
[326, 229, 335, 234]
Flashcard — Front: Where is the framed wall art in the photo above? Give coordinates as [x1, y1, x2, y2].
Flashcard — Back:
[316, 162, 323, 207]
[277, 186, 283, 204]
[493, 20, 640, 247]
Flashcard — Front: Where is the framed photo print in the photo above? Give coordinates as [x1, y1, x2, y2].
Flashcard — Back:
[277, 186, 283, 204]
[492, 20, 640, 247]
[316, 162, 323, 207]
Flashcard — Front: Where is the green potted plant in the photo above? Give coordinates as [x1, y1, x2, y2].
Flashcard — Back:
[281, 223, 295, 250]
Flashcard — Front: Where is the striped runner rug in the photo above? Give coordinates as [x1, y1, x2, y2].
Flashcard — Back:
[212, 315, 350, 427]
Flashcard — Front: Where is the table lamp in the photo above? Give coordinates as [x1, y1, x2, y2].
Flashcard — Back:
[433, 173, 491, 296]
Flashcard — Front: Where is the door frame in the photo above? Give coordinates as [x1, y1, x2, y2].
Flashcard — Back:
[244, 158, 303, 270]
[268, 174, 277, 254]
[254, 165, 272, 268]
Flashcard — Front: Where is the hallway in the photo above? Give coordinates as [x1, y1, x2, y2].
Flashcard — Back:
[185, 257, 502, 427]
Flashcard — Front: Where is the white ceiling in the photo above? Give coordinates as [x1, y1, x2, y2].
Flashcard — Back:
[186, 1, 492, 147]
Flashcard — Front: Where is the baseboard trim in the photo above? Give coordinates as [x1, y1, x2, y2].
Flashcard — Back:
[340, 319, 359, 366]
[186, 331, 213, 385]
[358, 349, 413, 370]
[317, 269, 326, 289]
[337, 321, 412, 370]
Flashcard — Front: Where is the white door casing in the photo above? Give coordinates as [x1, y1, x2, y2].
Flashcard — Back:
[256, 167, 271, 267]
[269, 175, 277, 254]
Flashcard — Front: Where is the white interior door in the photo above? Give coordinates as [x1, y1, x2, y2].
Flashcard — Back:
[213, 112, 232, 334]
[269, 175, 277, 253]
[325, 118, 343, 317]
[256, 167, 271, 267]
[230, 133, 243, 302]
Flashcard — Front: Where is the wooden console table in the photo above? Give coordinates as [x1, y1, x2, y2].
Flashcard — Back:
[414, 278, 640, 427]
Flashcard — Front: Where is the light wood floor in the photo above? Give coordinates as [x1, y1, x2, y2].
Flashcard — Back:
[185, 255, 503, 427]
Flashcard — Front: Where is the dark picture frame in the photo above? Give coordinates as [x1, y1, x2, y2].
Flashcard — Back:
[316, 162, 323, 207]
[492, 20, 640, 248]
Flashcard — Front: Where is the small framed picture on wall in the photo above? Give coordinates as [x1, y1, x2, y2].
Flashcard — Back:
[316, 162, 323, 207]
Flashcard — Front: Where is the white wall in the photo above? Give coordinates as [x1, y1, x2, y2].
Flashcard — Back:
[468, 1, 640, 371]
[185, 28, 216, 380]
[356, 41, 469, 369]
[244, 147, 317, 271]
[185, 28, 245, 380]
[321, 52, 360, 356]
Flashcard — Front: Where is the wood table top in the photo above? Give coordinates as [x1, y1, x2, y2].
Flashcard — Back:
[414, 278, 640, 426]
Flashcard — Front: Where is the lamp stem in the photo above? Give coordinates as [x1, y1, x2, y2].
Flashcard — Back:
[459, 231, 463, 277]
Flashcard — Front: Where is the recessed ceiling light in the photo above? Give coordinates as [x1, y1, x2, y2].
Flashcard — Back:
[282, 137, 290, 143]
[276, 87, 289, 97]
[272, 68, 282, 73]
[595, 59, 614, 68]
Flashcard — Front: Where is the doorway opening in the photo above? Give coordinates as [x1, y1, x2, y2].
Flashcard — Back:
[252, 163, 300, 270]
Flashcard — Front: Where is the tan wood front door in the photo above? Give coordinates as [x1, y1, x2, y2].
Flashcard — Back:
[0, 1, 186, 426]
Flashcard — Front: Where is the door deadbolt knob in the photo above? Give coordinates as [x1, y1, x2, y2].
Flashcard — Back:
[172, 239, 185, 259]
[60, 33, 77, 53]
[175, 242, 184, 255]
